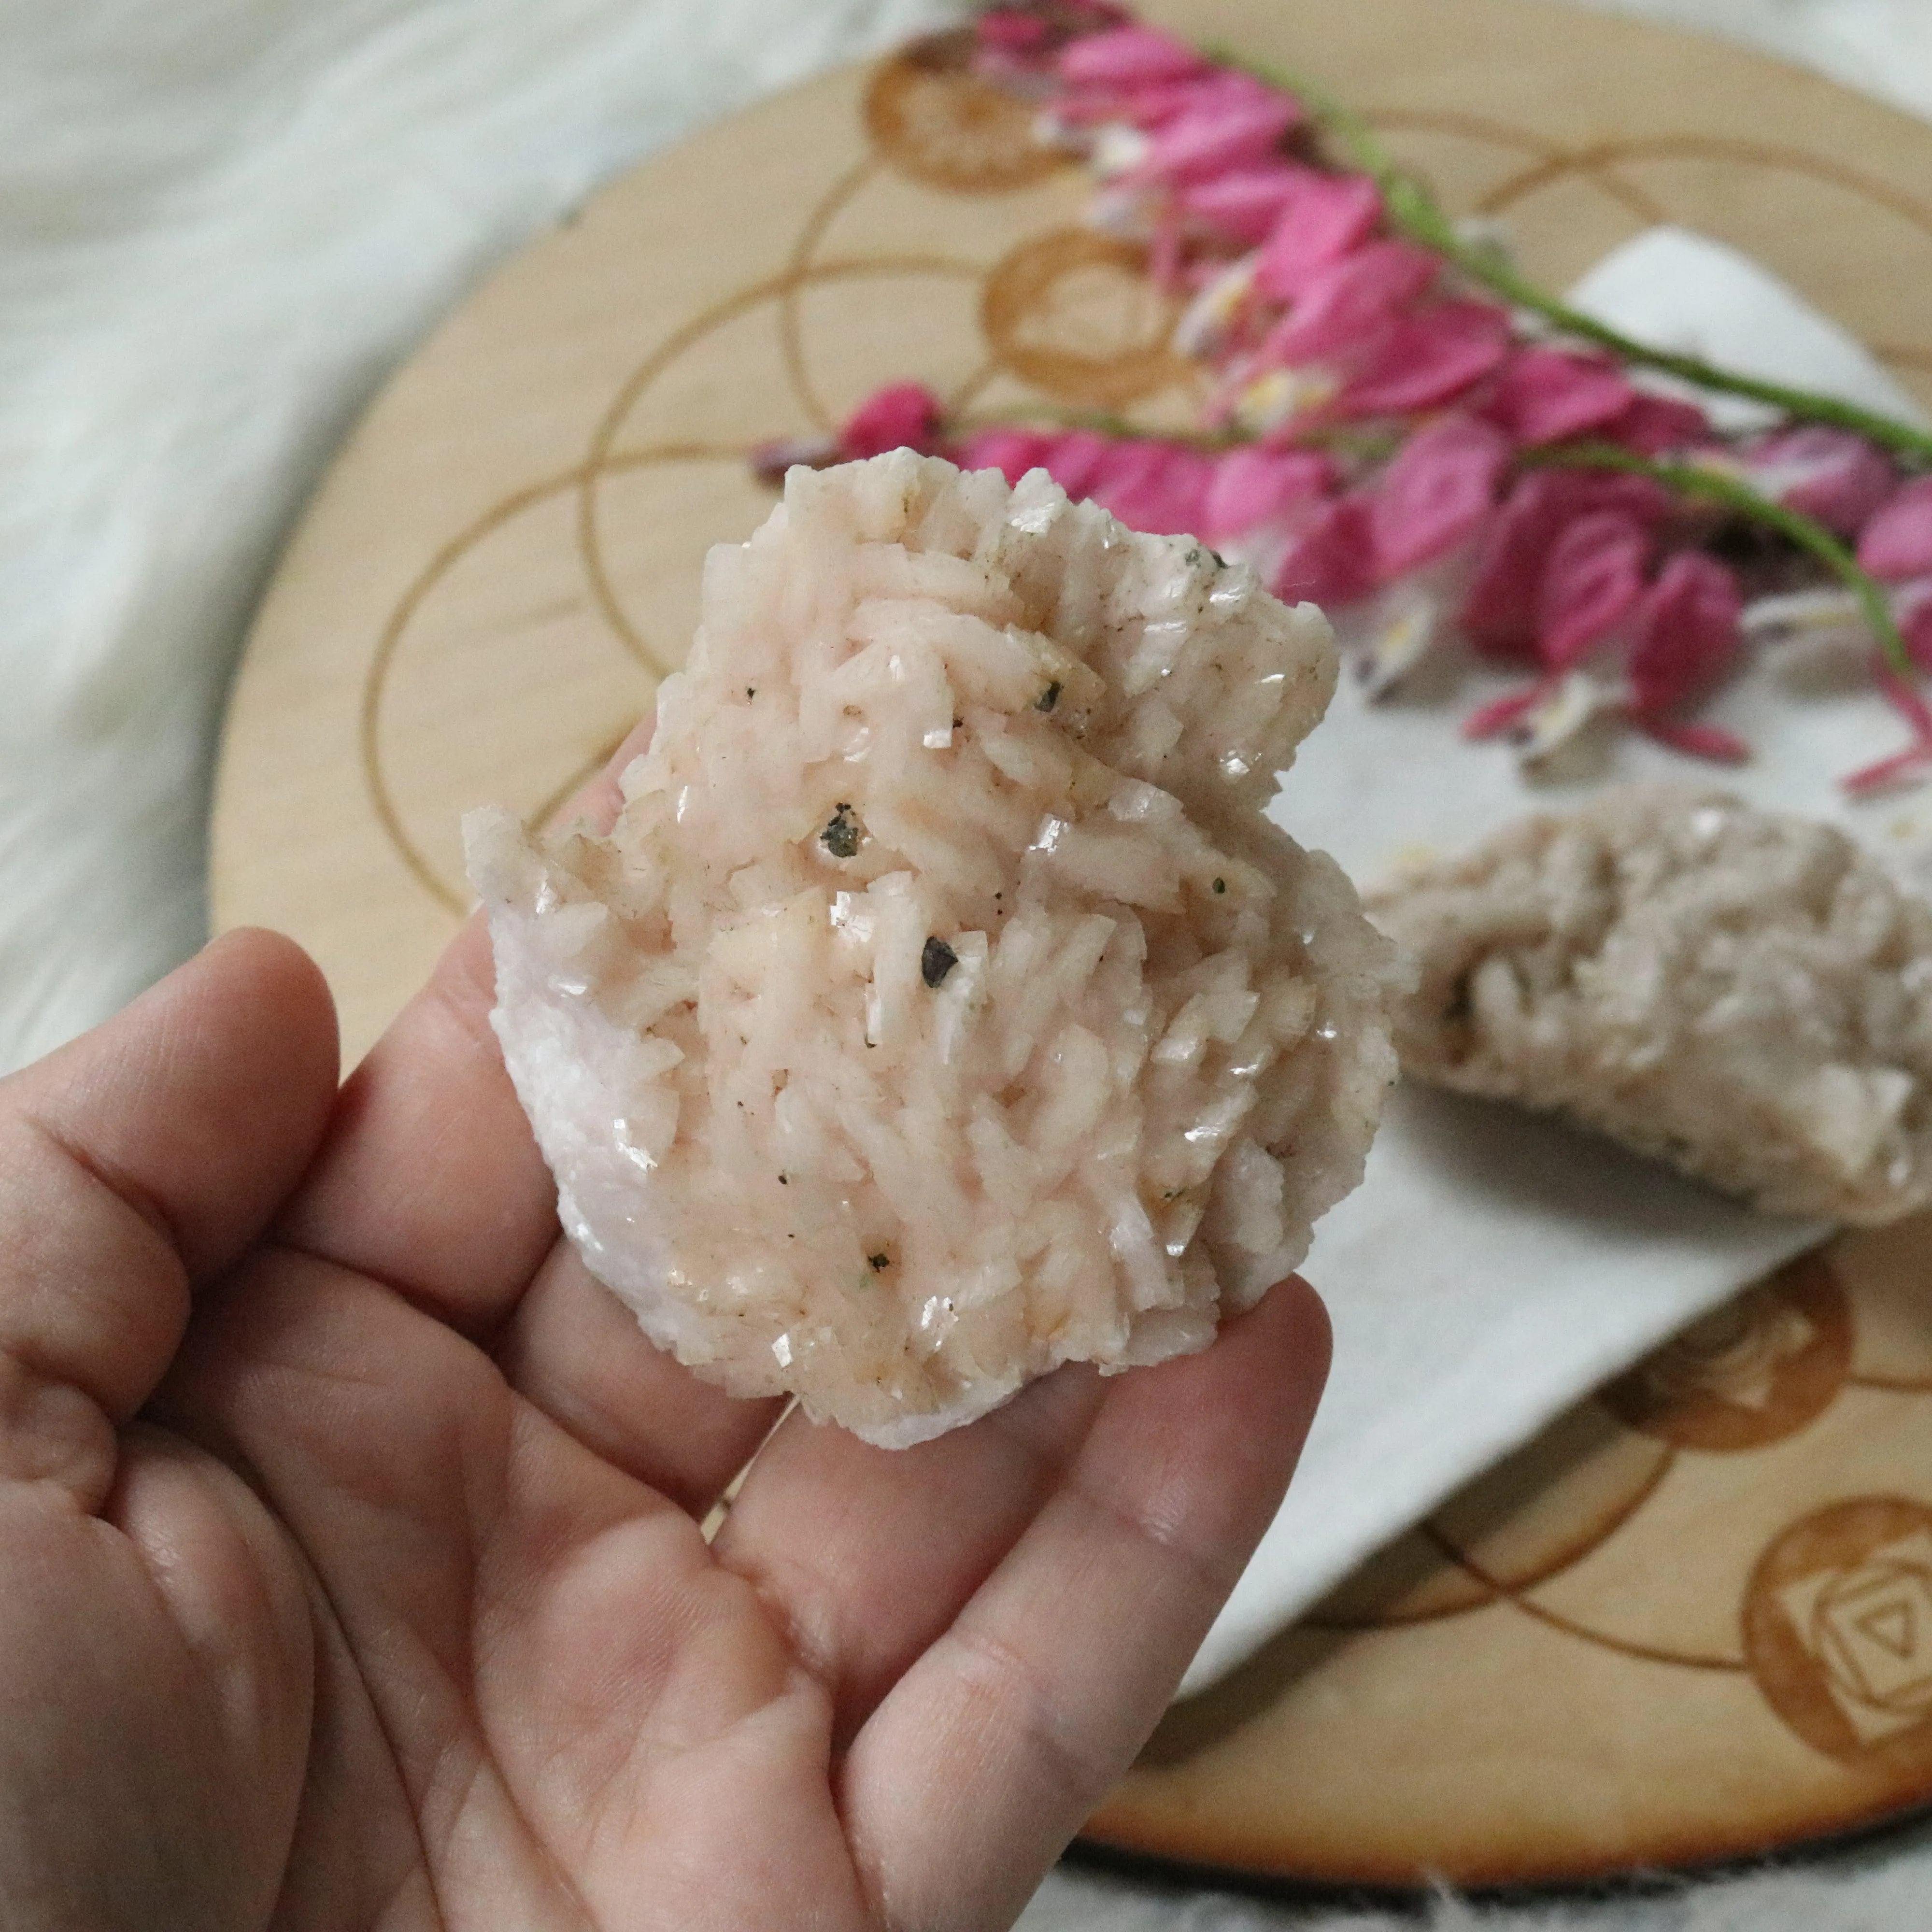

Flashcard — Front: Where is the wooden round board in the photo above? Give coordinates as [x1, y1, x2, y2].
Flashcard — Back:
[211, 0, 1932, 1889]
[1087, 1231, 1932, 1886]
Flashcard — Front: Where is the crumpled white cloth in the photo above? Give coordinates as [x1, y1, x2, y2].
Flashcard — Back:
[1568, 223, 1931, 433]
[1189, 226, 1932, 1691]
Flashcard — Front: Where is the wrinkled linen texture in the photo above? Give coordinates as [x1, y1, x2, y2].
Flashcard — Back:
[4, 0, 1931, 1928]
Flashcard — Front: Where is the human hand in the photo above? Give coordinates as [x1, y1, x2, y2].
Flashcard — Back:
[0, 869, 1326, 1932]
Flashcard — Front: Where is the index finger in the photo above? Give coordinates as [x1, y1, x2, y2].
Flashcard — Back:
[273, 712, 794, 1510]
[268, 912, 552, 1336]
[271, 717, 652, 1335]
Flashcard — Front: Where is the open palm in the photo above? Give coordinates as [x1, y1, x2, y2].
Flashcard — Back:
[0, 908, 1326, 1931]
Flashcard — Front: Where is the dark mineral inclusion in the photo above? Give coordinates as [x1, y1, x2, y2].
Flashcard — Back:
[921, 936, 959, 987]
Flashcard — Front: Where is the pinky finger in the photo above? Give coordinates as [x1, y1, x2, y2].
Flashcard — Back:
[834, 1277, 1329, 1932]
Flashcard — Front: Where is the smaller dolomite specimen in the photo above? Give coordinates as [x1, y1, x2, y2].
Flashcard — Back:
[1369, 787, 1932, 1223]
[468, 452, 1396, 1445]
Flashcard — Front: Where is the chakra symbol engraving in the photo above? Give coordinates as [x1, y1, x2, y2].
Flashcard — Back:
[1745, 1498, 1932, 1769]
[1603, 1251, 1851, 1451]
[864, 30, 1067, 194]
[1648, 1295, 1816, 1410]
[1782, 1529, 1932, 1745]
[980, 229, 1194, 408]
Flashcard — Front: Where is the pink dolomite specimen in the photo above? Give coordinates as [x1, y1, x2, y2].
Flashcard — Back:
[467, 453, 1397, 1446]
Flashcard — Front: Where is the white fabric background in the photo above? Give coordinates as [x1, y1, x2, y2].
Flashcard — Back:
[0, 0, 959, 1073]
[3, 0, 1930, 1925]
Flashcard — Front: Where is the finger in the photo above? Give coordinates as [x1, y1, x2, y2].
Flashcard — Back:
[839, 1279, 1330, 1932]
[161, 1240, 750, 1916]
[272, 710, 658, 1338]
[0, 1434, 311, 1926]
[0, 930, 336, 1503]
[712, 1350, 1111, 1744]
[493, 1241, 785, 1517]
[268, 912, 557, 1338]
[562, 712, 652, 838]
[276, 708, 787, 1502]
[481, 698, 792, 1507]
[101, 1425, 316, 1921]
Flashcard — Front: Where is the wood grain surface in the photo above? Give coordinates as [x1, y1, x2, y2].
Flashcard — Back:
[1087, 1232, 1932, 1884]
[210, 0, 1932, 1887]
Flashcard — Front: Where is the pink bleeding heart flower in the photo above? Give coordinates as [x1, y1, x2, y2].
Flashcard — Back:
[958, 427, 1054, 484]
[1058, 23, 1205, 85]
[1066, 66, 1280, 129]
[1251, 173, 1384, 302]
[841, 383, 945, 458]
[1537, 510, 1651, 668]
[1845, 664, 1932, 795]
[1625, 551, 1743, 720]
[1742, 427, 1895, 538]
[1129, 87, 1299, 187]
[1462, 687, 1544, 740]
[749, 431, 840, 485]
[1057, 67, 1278, 132]
[977, 10, 1054, 56]
[1026, 428, 1112, 500]
[1201, 446, 1333, 542]
[984, 0, 1125, 52]
[1049, 77, 1200, 127]
[979, 4, 1132, 73]
[1085, 439, 1216, 536]
[1598, 391, 1712, 456]
[1180, 165, 1305, 245]
[1485, 349, 1634, 446]
[1339, 300, 1514, 418]
[1858, 476, 1932, 582]
[1161, 67, 1298, 123]
[1642, 719, 1752, 763]
[1261, 239, 1439, 367]
[1463, 469, 1674, 658]
[1272, 494, 1377, 608]
[1370, 416, 1511, 578]
[1172, 254, 1268, 360]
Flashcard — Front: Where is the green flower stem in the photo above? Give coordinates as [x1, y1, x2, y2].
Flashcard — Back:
[1208, 47, 1932, 470]
[1522, 440, 1913, 678]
